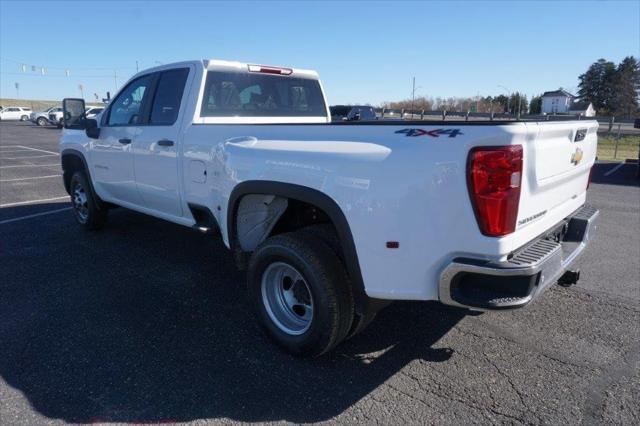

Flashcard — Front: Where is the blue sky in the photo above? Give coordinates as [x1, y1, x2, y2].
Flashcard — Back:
[1, 0, 638, 105]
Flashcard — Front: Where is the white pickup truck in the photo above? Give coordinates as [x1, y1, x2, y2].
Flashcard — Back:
[60, 59, 599, 356]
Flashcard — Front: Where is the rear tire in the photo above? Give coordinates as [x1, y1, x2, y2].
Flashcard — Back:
[299, 223, 382, 340]
[247, 232, 354, 357]
[299, 224, 344, 261]
[69, 170, 107, 230]
[37, 117, 48, 126]
[345, 307, 378, 340]
[20, 115, 28, 121]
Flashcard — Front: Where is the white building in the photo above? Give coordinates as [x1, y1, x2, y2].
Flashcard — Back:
[541, 89, 574, 114]
[568, 101, 596, 117]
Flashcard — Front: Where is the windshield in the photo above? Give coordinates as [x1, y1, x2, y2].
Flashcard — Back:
[200, 71, 327, 117]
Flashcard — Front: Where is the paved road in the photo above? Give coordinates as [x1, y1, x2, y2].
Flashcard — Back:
[1, 121, 638, 425]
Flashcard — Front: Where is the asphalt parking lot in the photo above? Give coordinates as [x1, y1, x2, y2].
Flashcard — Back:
[1, 121, 639, 425]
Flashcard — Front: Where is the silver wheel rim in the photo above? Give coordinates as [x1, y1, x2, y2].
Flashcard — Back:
[72, 181, 89, 223]
[261, 262, 314, 335]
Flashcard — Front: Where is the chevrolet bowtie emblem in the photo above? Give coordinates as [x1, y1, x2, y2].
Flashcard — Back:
[571, 148, 584, 166]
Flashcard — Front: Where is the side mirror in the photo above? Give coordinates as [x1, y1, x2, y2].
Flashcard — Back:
[62, 98, 86, 130]
[85, 118, 100, 139]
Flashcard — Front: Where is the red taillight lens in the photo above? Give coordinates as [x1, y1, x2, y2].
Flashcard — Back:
[468, 145, 523, 236]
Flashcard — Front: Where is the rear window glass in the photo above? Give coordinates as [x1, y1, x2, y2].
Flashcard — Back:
[200, 71, 326, 117]
[151, 68, 189, 125]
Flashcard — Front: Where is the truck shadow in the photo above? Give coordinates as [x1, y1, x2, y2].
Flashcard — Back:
[590, 162, 639, 187]
[0, 204, 466, 423]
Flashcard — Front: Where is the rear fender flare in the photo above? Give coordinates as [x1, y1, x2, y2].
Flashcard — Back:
[227, 181, 369, 311]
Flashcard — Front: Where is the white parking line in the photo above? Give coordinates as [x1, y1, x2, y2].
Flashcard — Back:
[0, 175, 61, 183]
[0, 149, 32, 153]
[0, 196, 69, 208]
[0, 207, 72, 225]
[2, 154, 59, 160]
[604, 162, 625, 177]
[0, 164, 59, 169]
[18, 145, 60, 156]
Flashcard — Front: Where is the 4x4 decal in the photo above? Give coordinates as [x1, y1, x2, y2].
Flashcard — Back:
[395, 128, 464, 138]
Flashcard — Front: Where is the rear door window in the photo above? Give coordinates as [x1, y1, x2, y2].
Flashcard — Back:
[200, 71, 326, 117]
[150, 68, 189, 125]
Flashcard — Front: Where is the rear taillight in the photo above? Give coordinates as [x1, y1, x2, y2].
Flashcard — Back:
[468, 145, 523, 237]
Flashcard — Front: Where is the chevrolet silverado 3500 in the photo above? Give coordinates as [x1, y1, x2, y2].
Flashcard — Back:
[60, 59, 599, 356]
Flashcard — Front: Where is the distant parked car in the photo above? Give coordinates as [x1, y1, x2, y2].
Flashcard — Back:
[634, 118, 640, 129]
[48, 110, 64, 128]
[0, 106, 32, 121]
[51, 106, 105, 127]
[85, 107, 104, 118]
[330, 105, 377, 121]
[31, 106, 62, 126]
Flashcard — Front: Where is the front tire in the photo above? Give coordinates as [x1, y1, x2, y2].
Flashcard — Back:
[248, 233, 354, 357]
[69, 170, 107, 230]
[37, 117, 48, 126]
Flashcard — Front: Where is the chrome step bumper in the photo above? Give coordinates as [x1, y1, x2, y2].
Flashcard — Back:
[439, 204, 599, 310]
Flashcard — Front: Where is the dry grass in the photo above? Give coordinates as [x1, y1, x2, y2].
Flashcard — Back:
[597, 135, 640, 161]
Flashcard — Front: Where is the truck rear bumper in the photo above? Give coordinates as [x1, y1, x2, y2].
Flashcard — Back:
[439, 204, 599, 310]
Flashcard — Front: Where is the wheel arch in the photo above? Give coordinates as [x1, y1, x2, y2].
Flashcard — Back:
[227, 180, 368, 310]
[60, 149, 102, 210]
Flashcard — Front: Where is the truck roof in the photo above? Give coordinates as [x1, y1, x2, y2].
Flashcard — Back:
[133, 59, 319, 81]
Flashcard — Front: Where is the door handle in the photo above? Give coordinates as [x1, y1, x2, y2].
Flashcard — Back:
[157, 139, 174, 147]
[118, 138, 132, 144]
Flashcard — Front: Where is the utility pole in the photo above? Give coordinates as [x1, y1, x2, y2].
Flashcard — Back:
[517, 94, 522, 118]
[113, 70, 118, 92]
[136, 61, 139, 73]
[15, 82, 19, 99]
[411, 77, 416, 115]
[78, 84, 84, 100]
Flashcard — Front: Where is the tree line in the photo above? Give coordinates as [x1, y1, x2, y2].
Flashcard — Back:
[380, 56, 639, 117]
[381, 92, 529, 115]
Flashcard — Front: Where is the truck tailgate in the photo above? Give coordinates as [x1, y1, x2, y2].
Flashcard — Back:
[516, 121, 597, 235]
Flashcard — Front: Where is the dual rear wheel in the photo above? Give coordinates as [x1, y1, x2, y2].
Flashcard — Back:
[248, 231, 357, 357]
[69, 170, 376, 356]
